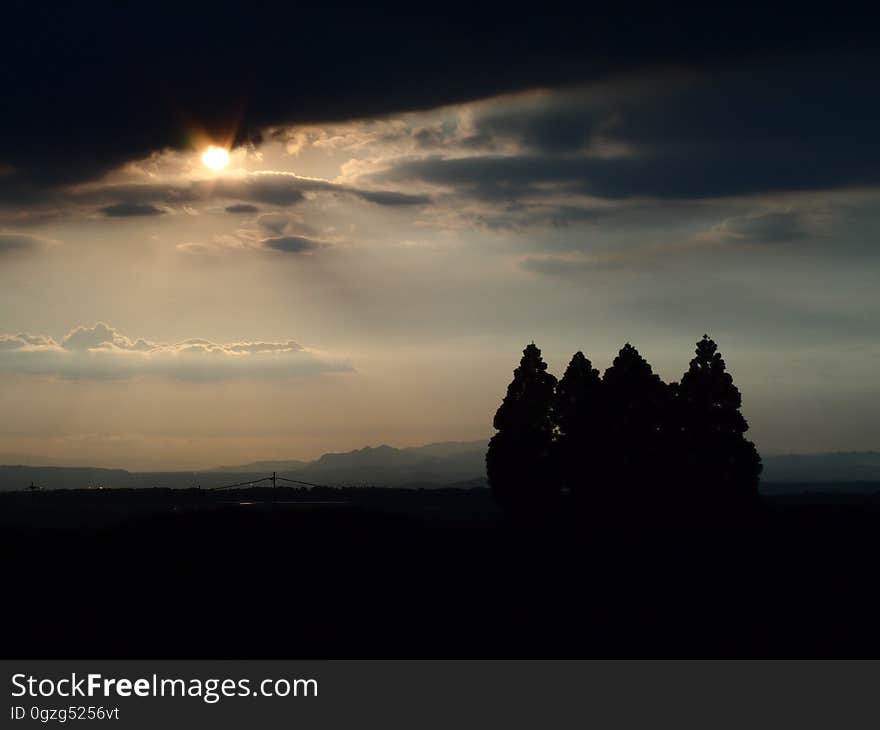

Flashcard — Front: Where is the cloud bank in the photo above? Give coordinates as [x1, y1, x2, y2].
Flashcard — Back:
[0, 323, 349, 381]
[101, 203, 166, 217]
[5, 4, 866, 196]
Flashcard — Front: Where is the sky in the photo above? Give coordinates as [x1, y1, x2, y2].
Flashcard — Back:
[0, 4, 878, 469]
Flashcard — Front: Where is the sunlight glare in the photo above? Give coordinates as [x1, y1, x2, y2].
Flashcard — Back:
[201, 145, 230, 171]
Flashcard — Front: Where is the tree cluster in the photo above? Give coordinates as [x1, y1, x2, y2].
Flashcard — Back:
[486, 337, 762, 519]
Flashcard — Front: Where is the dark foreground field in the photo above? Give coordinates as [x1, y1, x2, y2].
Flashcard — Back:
[4, 485, 880, 658]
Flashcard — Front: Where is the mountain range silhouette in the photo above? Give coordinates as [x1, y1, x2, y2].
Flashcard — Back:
[1, 443, 879, 492]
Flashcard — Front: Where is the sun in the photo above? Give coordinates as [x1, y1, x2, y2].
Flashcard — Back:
[201, 145, 230, 171]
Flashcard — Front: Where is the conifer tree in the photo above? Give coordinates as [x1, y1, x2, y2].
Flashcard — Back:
[675, 335, 762, 499]
[601, 343, 670, 495]
[486, 343, 558, 513]
[553, 351, 602, 500]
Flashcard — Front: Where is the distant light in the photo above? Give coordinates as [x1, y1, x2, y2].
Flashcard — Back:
[201, 146, 230, 171]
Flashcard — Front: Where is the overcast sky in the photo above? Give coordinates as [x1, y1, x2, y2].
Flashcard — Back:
[0, 5, 877, 469]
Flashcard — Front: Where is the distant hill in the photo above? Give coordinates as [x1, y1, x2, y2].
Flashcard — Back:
[0, 439, 490, 491]
[0, 466, 236, 492]
[209, 458, 309, 474]
[762, 452, 880, 485]
[207, 440, 489, 486]
[294, 442, 486, 486]
[3, 445, 879, 493]
[403, 440, 490, 458]
[0, 465, 133, 491]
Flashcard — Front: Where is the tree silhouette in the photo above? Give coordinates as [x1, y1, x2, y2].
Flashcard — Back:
[487, 337, 764, 522]
[553, 351, 603, 502]
[674, 335, 762, 503]
[487, 343, 558, 514]
[601, 343, 671, 498]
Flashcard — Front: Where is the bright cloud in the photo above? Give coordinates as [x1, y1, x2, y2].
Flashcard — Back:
[0, 323, 350, 381]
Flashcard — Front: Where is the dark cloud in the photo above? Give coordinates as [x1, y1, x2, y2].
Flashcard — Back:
[516, 203, 838, 275]
[101, 203, 165, 217]
[0, 2, 874, 196]
[261, 235, 324, 254]
[257, 213, 292, 235]
[0, 232, 48, 254]
[373, 155, 600, 201]
[61, 175, 427, 217]
[225, 204, 259, 214]
[706, 211, 816, 245]
[371, 58, 880, 205]
[220, 178, 306, 207]
[353, 190, 430, 206]
[465, 97, 603, 154]
[76, 183, 199, 207]
[71, 179, 303, 210]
